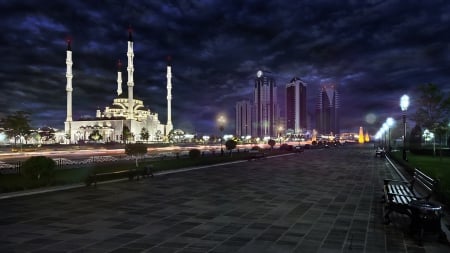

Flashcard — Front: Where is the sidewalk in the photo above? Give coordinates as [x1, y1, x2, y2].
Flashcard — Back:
[0, 145, 449, 252]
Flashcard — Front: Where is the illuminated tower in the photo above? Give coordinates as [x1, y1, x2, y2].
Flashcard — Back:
[286, 77, 307, 134]
[315, 84, 340, 135]
[359, 126, 364, 143]
[64, 39, 73, 141]
[253, 70, 278, 137]
[126, 28, 135, 119]
[236, 100, 252, 137]
[117, 60, 123, 96]
[166, 57, 173, 134]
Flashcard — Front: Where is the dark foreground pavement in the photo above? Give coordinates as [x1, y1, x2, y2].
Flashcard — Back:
[0, 145, 449, 253]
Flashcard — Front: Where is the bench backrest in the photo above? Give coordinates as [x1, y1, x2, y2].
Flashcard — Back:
[412, 168, 439, 200]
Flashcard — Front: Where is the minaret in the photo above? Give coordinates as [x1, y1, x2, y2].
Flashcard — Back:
[126, 28, 134, 119]
[65, 39, 73, 142]
[166, 56, 173, 134]
[117, 60, 123, 96]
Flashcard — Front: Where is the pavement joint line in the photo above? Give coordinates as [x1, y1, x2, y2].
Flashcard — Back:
[0, 153, 295, 200]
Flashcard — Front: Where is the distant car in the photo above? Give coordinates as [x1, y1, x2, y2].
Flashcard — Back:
[304, 144, 311, 149]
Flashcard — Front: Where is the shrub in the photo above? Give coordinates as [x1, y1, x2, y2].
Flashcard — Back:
[279, 144, 293, 151]
[21, 156, 56, 186]
[189, 149, 201, 159]
[280, 143, 289, 151]
[251, 146, 261, 151]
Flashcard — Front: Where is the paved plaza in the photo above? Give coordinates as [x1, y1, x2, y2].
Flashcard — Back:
[0, 145, 449, 253]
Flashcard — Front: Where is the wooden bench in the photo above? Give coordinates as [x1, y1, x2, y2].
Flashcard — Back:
[86, 167, 152, 186]
[383, 168, 439, 225]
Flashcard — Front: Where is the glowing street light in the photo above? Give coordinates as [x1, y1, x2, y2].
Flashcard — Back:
[386, 117, 394, 151]
[382, 123, 388, 148]
[278, 126, 283, 145]
[400, 94, 410, 161]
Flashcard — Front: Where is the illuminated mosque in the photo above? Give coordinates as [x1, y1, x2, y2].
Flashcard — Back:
[64, 30, 173, 143]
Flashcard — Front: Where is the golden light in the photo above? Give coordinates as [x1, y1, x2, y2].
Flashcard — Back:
[364, 132, 370, 142]
[358, 126, 365, 144]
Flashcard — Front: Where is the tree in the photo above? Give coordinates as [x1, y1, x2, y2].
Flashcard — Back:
[125, 143, 148, 168]
[409, 124, 422, 152]
[88, 129, 103, 142]
[140, 127, 149, 143]
[0, 111, 32, 146]
[225, 139, 237, 156]
[412, 83, 450, 131]
[167, 129, 184, 143]
[122, 125, 132, 143]
[412, 83, 450, 156]
[268, 139, 276, 150]
[39, 127, 56, 143]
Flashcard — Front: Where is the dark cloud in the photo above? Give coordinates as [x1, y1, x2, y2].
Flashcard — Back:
[0, 0, 449, 135]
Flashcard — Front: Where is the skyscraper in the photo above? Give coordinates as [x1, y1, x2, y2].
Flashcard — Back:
[286, 77, 307, 134]
[253, 70, 278, 137]
[315, 84, 340, 135]
[235, 100, 252, 137]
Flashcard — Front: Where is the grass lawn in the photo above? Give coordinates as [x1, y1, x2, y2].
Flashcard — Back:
[390, 151, 450, 204]
[0, 149, 284, 193]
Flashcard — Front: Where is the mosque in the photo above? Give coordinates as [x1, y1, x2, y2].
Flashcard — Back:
[64, 30, 173, 143]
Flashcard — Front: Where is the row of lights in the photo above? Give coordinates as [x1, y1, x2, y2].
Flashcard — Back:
[375, 94, 410, 161]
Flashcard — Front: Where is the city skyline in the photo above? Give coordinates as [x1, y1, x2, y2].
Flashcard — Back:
[1, 1, 449, 135]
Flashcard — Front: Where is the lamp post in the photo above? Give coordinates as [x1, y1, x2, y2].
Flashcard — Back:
[217, 115, 226, 155]
[382, 123, 388, 150]
[400, 94, 409, 161]
[278, 126, 283, 146]
[386, 117, 394, 151]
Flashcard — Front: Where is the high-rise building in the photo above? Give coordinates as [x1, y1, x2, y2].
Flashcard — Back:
[315, 84, 340, 135]
[286, 77, 307, 134]
[253, 70, 278, 137]
[235, 100, 252, 137]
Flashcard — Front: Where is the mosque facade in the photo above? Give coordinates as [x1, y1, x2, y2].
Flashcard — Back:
[64, 30, 173, 143]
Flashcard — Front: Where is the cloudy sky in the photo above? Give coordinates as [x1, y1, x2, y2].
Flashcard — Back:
[0, 0, 449, 135]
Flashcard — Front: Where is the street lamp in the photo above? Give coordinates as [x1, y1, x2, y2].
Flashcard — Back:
[217, 115, 226, 155]
[386, 117, 394, 151]
[400, 94, 410, 161]
[278, 126, 283, 146]
[382, 123, 388, 149]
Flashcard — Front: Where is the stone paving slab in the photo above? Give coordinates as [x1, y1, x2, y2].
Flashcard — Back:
[0, 145, 449, 253]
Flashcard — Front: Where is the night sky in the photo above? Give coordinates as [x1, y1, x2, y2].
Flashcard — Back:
[1, 0, 449, 135]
